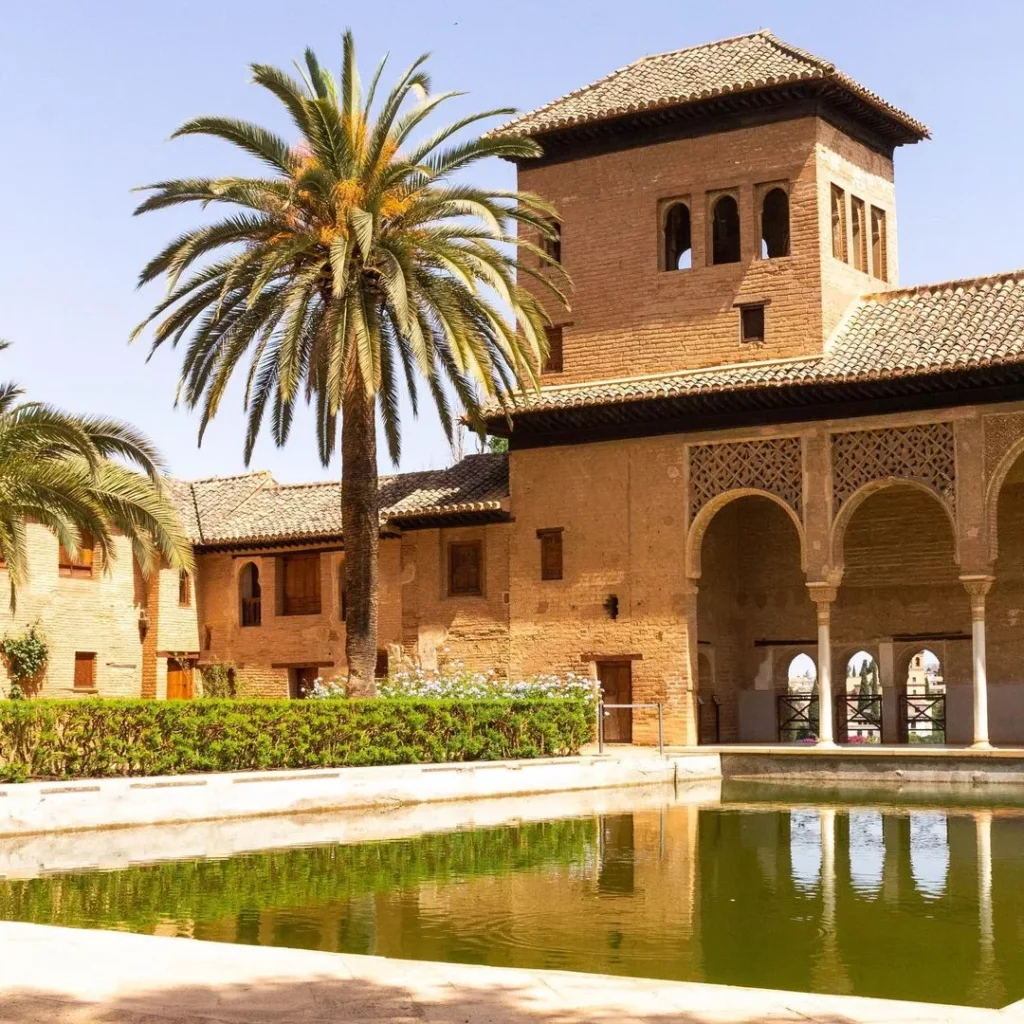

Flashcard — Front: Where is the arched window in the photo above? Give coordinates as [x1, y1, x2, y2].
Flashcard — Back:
[843, 650, 880, 743]
[905, 648, 944, 742]
[711, 194, 740, 264]
[830, 184, 847, 261]
[239, 562, 261, 627]
[760, 187, 790, 259]
[663, 202, 691, 270]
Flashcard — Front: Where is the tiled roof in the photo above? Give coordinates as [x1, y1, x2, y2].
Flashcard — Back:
[489, 30, 928, 142]
[481, 271, 1024, 420]
[171, 454, 509, 547]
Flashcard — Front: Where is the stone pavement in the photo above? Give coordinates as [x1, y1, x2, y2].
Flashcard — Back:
[0, 921, 1012, 1024]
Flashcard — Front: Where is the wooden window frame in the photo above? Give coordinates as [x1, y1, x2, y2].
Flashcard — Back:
[59, 531, 95, 579]
[239, 561, 262, 627]
[737, 300, 767, 344]
[537, 528, 564, 581]
[178, 570, 191, 607]
[539, 220, 561, 265]
[541, 324, 564, 375]
[280, 552, 322, 616]
[851, 195, 868, 273]
[447, 540, 483, 598]
[830, 184, 848, 262]
[73, 651, 97, 691]
[870, 205, 888, 282]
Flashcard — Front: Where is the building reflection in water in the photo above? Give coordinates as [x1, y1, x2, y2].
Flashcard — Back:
[847, 810, 883, 897]
[909, 812, 949, 899]
[788, 810, 822, 893]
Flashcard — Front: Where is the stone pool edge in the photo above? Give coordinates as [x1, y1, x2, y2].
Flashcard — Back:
[0, 920, 1005, 1023]
[0, 751, 720, 837]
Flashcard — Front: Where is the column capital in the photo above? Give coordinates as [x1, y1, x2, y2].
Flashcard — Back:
[960, 574, 995, 619]
[806, 581, 838, 605]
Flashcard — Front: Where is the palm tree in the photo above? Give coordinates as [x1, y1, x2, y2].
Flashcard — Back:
[133, 33, 566, 694]
[0, 346, 193, 607]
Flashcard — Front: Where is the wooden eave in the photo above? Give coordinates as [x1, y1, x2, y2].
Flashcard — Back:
[513, 80, 923, 167]
[489, 364, 1024, 450]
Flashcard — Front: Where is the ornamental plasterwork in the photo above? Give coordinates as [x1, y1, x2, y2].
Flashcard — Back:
[983, 412, 1024, 482]
[688, 437, 803, 519]
[831, 423, 956, 509]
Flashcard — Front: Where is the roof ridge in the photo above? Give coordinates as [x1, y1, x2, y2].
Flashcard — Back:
[862, 267, 1024, 302]
[182, 469, 276, 486]
[759, 31, 835, 74]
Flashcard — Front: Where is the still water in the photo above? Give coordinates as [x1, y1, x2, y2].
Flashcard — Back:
[2, 784, 1022, 1008]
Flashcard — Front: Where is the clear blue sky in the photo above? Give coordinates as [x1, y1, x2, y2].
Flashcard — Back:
[3, 1, 1022, 482]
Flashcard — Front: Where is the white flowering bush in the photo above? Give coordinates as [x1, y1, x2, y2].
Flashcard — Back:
[306, 661, 595, 703]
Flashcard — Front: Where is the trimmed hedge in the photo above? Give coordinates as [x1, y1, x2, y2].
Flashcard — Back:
[0, 698, 593, 781]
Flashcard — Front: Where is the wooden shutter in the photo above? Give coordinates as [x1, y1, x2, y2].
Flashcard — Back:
[74, 652, 96, 689]
[282, 553, 321, 615]
[542, 326, 563, 374]
[448, 541, 482, 596]
[59, 532, 94, 578]
[538, 528, 563, 580]
[178, 570, 191, 607]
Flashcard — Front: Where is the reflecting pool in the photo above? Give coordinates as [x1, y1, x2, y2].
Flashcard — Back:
[2, 783, 1022, 1008]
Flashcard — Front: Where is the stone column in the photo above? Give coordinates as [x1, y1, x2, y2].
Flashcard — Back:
[961, 575, 995, 749]
[878, 639, 898, 745]
[808, 584, 837, 747]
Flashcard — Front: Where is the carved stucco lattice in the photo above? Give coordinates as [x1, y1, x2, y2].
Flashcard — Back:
[832, 423, 956, 509]
[983, 413, 1024, 482]
[689, 437, 803, 519]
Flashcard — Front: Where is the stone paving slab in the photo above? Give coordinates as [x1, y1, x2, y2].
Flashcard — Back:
[0, 922, 1006, 1024]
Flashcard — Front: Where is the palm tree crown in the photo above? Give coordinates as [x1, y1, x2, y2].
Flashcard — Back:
[134, 32, 566, 691]
[0, 346, 193, 607]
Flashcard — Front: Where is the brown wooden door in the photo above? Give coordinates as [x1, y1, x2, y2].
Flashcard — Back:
[166, 659, 194, 700]
[598, 661, 633, 743]
[291, 666, 319, 699]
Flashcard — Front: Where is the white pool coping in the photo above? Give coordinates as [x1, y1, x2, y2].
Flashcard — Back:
[0, 751, 721, 837]
[0, 921, 1009, 1023]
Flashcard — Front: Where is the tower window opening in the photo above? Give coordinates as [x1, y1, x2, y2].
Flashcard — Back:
[663, 202, 692, 270]
[851, 195, 868, 273]
[760, 187, 790, 259]
[871, 206, 888, 281]
[711, 194, 741, 265]
[830, 184, 847, 262]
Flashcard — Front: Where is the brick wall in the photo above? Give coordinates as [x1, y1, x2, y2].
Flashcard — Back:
[0, 525, 146, 698]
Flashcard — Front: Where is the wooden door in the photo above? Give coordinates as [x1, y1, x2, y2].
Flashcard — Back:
[598, 661, 633, 743]
[291, 666, 319, 699]
[166, 659, 194, 700]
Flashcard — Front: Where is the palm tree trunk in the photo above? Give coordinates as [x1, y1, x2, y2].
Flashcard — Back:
[342, 382, 379, 697]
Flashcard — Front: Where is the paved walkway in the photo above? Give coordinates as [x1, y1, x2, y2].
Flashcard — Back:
[0, 922, 1012, 1024]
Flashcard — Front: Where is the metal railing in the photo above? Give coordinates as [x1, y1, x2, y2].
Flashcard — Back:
[597, 701, 664, 756]
[778, 693, 818, 742]
[905, 693, 946, 743]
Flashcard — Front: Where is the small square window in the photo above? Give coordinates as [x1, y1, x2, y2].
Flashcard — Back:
[542, 326, 563, 374]
[740, 304, 766, 343]
[74, 652, 96, 690]
[448, 541, 483, 597]
[538, 529, 564, 581]
[178, 570, 191, 607]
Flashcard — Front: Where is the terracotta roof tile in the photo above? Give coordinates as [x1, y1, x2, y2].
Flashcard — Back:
[481, 270, 1024, 419]
[171, 455, 509, 546]
[489, 30, 928, 142]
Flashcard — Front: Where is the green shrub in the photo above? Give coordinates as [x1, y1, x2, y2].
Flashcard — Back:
[0, 624, 49, 699]
[0, 698, 594, 781]
[199, 663, 236, 698]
